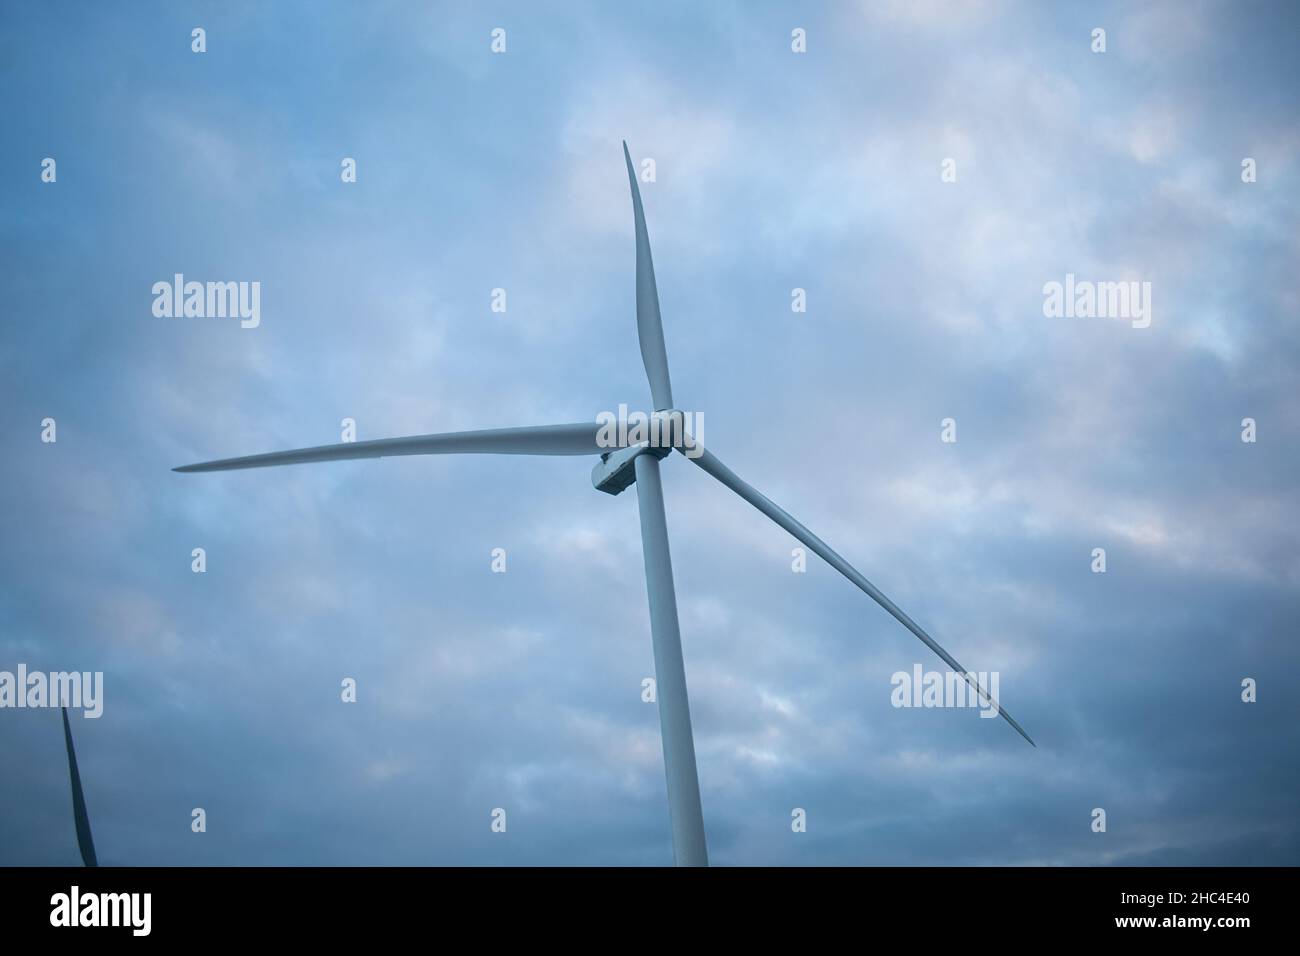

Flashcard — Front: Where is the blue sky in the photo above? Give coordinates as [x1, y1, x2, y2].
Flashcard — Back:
[2, 0, 1298, 865]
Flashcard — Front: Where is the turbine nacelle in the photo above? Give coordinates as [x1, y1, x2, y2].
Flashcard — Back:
[591, 408, 702, 496]
[591, 441, 670, 496]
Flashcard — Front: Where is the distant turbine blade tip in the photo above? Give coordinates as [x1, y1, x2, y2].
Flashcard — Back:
[1006, 711, 1036, 748]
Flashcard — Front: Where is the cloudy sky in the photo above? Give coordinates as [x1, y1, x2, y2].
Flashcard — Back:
[2, 0, 1298, 866]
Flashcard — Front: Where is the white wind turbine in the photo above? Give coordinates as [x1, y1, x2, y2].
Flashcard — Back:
[173, 142, 1033, 867]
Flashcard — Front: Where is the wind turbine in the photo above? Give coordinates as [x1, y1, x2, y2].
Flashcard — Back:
[174, 141, 1033, 867]
[61, 707, 98, 867]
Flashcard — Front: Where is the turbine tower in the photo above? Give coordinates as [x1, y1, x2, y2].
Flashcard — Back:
[173, 141, 1033, 867]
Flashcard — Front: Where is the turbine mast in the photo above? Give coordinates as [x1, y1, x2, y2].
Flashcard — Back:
[633, 452, 708, 866]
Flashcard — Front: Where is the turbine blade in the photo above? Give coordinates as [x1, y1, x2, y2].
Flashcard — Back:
[174, 421, 607, 473]
[623, 141, 674, 411]
[632, 452, 708, 866]
[61, 707, 98, 867]
[685, 447, 1035, 747]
